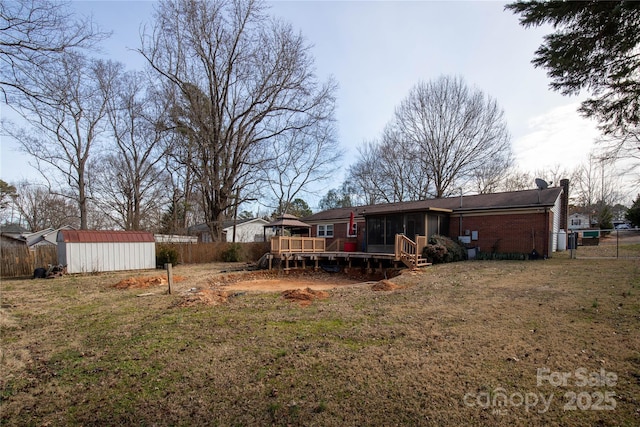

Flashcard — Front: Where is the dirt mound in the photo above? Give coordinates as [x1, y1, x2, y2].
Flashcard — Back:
[371, 279, 401, 291]
[174, 289, 229, 307]
[281, 287, 329, 307]
[114, 275, 185, 289]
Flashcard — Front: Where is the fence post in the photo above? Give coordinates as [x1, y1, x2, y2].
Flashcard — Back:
[165, 263, 173, 294]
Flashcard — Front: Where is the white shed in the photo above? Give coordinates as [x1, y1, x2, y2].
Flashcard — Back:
[57, 230, 156, 274]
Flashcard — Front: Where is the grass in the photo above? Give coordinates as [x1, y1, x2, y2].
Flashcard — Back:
[1, 256, 639, 426]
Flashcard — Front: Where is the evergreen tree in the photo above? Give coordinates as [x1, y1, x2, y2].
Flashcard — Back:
[506, 1, 640, 133]
[598, 203, 614, 230]
[626, 195, 640, 227]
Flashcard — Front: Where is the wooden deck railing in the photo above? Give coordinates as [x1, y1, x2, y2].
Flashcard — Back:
[395, 234, 429, 269]
[270, 235, 429, 268]
[270, 236, 326, 255]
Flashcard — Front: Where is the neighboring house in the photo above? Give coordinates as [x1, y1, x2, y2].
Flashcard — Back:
[568, 213, 590, 230]
[24, 225, 75, 248]
[57, 230, 155, 273]
[0, 233, 27, 248]
[0, 224, 75, 248]
[189, 218, 273, 243]
[0, 224, 30, 247]
[303, 180, 570, 258]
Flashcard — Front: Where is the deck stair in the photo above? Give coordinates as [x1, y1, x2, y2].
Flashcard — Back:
[395, 234, 431, 269]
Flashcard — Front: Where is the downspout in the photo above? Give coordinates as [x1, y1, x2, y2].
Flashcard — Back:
[544, 207, 550, 258]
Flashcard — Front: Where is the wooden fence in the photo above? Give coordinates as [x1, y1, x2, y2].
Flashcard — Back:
[1, 245, 58, 278]
[1, 241, 271, 278]
[156, 241, 270, 264]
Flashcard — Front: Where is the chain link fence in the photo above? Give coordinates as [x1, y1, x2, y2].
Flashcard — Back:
[564, 229, 640, 259]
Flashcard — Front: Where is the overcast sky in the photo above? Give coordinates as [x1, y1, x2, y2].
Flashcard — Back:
[1, 0, 605, 206]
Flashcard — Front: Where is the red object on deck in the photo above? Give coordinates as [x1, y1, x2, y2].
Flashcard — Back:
[348, 211, 355, 236]
[344, 242, 357, 252]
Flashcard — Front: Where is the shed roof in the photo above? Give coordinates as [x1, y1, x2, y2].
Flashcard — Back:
[58, 230, 155, 243]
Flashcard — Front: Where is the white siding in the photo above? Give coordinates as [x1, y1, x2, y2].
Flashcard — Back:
[63, 242, 155, 274]
[225, 220, 273, 242]
[551, 194, 562, 253]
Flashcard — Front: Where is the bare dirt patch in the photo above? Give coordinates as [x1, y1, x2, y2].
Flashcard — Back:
[113, 275, 186, 289]
[371, 279, 402, 291]
[281, 288, 330, 307]
[207, 268, 384, 293]
[164, 267, 402, 307]
[173, 289, 229, 307]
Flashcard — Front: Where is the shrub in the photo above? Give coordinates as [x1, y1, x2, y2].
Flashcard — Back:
[422, 235, 467, 263]
[422, 244, 449, 264]
[221, 243, 243, 262]
[156, 245, 179, 267]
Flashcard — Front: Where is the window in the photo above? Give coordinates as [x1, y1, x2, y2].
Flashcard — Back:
[318, 224, 333, 237]
[347, 223, 357, 237]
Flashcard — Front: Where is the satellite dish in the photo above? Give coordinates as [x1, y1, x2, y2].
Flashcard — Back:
[535, 178, 549, 190]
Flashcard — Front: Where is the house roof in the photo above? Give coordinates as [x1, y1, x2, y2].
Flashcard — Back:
[0, 224, 29, 234]
[24, 225, 76, 246]
[58, 230, 155, 243]
[304, 187, 564, 222]
[222, 217, 268, 230]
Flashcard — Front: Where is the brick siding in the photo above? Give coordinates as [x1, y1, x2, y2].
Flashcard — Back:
[450, 211, 552, 256]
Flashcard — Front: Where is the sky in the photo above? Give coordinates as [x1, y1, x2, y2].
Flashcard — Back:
[0, 0, 609, 207]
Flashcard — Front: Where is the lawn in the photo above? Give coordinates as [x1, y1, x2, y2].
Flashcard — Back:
[1, 256, 639, 426]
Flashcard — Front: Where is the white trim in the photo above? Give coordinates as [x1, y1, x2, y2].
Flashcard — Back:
[317, 224, 334, 238]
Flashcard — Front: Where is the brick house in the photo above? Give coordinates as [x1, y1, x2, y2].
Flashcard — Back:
[303, 180, 569, 258]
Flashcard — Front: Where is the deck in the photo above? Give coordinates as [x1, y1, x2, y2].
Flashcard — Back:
[268, 236, 430, 270]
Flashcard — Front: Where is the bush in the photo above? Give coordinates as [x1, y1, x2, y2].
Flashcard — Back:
[422, 244, 448, 264]
[156, 245, 179, 267]
[221, 243, 243, 262]
[422, 235, 467, 264]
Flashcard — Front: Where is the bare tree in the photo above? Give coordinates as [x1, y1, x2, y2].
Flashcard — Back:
[91, 70, 170, 230]
[378, 125, 433, 202]
[262, 108, 341, 215]
[348, 129, 433, 205]
[597, 127, 640, 184]
[0, 0, 107, 104]
[571, 153, 623, 210]
[12, 181, 80, 230]
[347, 141, 390, 205]
[5, 53, 120, 229]
[497, 168, 534, 192]
[391, 75, 512, 198]
[572, 155, 600, 208]
[470, 153, 515, 194]
[140, 0, 338, 240]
